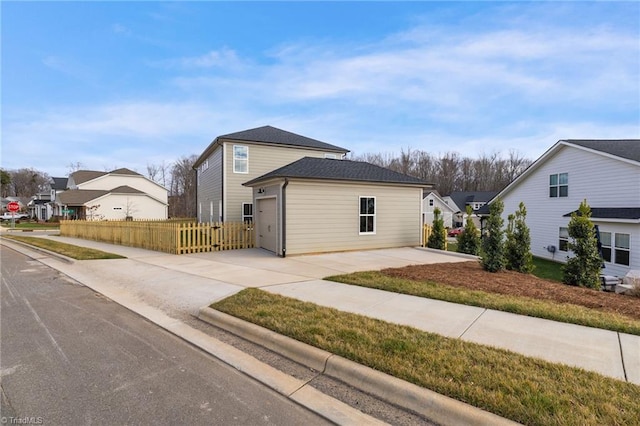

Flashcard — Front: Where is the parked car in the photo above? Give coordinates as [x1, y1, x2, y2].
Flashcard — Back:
[1, 212, 30, 221]
[447, 227, 464, 237]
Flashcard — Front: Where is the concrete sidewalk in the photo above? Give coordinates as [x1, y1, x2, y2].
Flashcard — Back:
[2, 233, 638, 387]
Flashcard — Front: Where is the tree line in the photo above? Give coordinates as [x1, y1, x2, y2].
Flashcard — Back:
[351, 148, 532, 195]
[2, 148, 532, 217]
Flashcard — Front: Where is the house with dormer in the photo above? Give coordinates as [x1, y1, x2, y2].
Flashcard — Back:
[59, 168, 168, 220]
[194, 126, 349, 223]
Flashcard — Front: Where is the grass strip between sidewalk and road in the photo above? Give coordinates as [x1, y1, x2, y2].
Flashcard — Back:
[2, 235, 125, 260]
[212, 288, 639, 426]
[325, 271, 640, 336]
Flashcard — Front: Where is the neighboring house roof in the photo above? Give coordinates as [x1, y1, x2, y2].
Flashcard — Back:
[562, 207, 640, 221]
[494, 139, 640, 201]
[70, 170, 107, 185]
[59, 189, 109, 205]
[59, 186, 144, 205]
[564, 140, 640, 163]
[244, 157, 431, 187]
[194, 125, 349, 168]
[446, 191, 498, 213]
[110, 168, 142, 176]
[51, 177, 68, 190]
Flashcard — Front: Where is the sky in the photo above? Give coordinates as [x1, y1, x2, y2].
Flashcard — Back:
[2, 1, 639, 179]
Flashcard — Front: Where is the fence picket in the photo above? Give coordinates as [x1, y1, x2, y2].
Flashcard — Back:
[60, 220, 254, 255]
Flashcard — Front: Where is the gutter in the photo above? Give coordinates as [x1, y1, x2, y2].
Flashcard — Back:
[281, 178, 289, 257]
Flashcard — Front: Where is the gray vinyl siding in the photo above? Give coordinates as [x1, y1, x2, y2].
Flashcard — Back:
[284, 181, 422, 255]
[196, 147, 223, 222]
[224, 142, 345, 221]
[500, 145, 640, 275]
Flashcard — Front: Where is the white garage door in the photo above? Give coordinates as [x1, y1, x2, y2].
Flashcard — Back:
[257, 198, 277, 253]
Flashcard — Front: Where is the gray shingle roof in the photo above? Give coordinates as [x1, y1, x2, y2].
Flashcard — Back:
[244, 157, 430, 186]
[110, 168, 142, 176]
[563, 207, 640, 220]
[563, 140, 640, 163]
[59, 189, 109, 205]
[219, 126, 349, 152]
[71, 170, 107, 184]
[446, 191, 498, 213]
[51, 177, 68, 190]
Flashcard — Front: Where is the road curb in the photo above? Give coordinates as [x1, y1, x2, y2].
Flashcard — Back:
[199, 306, 520, 426]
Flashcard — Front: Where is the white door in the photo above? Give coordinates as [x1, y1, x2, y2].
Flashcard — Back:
[257, 198, 277, 253]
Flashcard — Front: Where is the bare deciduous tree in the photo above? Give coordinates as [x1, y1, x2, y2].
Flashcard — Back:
[168, 155, 197, 218]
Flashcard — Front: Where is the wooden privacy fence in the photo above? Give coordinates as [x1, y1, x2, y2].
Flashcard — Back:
[60, 220, 254, 254]
[422, 224, 448, 250]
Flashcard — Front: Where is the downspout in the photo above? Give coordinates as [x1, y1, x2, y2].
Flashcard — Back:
[281, 178, 289, 257]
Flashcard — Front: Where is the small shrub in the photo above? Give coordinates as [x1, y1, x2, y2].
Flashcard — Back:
[457, 205, 481, 255]
[480, 199, 505, 272]
[562, 200, 602, 290]
[505, 202, 534, 273]
[427, 208, 447, 250]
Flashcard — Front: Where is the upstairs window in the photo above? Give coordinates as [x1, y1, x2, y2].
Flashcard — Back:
[233, 145, 248, 173]
[324, 153, 337, 159]
[359, 196, 376, 234]
[550, 173, 568, 197]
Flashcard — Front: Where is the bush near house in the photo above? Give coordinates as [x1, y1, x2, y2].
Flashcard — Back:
[563, 200, 602, 290]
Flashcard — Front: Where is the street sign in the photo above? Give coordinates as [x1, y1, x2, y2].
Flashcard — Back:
[7, 201, 19, 212]
[62, 209, 74, 214]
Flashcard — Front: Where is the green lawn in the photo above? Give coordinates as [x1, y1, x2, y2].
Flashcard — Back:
[212, 289, 640, 426]
[1, 221, 60, 230]
[2, 235, 125, 260]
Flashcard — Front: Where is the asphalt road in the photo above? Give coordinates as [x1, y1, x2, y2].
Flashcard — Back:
[0, 245, 331, 425]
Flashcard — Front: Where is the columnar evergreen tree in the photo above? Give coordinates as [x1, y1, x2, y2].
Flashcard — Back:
[480, 199, 505, 272]
[457, 205, 481, 255]
[505, 202, 534, 273]
[427, 207, 447, 250]
[563, 200, 602, 289]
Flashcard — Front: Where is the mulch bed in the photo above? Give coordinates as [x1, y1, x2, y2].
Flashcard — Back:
[382, 261, 640, 321]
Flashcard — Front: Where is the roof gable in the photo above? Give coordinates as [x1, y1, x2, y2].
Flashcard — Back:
[70, 170, 107, 185]
[195, 125, 349, 168]
[446, 191, 498, 212]
[494, 139, 640, 201]
[244, 157, 430, 187]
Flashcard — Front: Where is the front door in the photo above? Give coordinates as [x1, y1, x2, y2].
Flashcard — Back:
[257, 198, 277, 253]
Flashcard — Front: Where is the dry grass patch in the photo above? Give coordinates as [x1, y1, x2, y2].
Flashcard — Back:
[212, 289, 640, 426]
[2, 236, 125, 260]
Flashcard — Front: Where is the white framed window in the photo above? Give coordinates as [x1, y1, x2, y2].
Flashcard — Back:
[614, 233, 630, 266]
[233, 145, 248, 173]
[242, 202, 253, 222]
[324, 153, 337, 159]
[600, 231, 612, 262]
[359, 196, 376, 234]
[200, 159, 209, 172]
[550, 173, 568, 197]
[559, 227, 569, 252]
[429, 199, 434, 207]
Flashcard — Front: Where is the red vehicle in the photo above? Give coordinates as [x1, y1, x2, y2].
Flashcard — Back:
[447, 227, 464, 237]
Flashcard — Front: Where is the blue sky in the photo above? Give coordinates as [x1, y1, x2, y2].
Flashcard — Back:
[2, 1, 639, 178]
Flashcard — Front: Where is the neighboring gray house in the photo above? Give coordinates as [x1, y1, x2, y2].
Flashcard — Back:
[244, 157, 431, 256]
[194, 126, 349, 223]
[493, 139, 640, 277]
[443, 191, 497, 227]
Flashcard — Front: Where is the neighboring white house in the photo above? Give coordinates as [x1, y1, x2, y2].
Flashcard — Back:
[443, 191, 497, 228]
[27, 177, 68, 221]
[244, 157, 431, 256]
[423, 191, 454, 228]
[493, 139, 640, 277]
[59, 168, 168, 220]
[194, 126, 349, 223]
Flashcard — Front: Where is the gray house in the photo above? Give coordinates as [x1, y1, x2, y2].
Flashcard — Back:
[194, 126, 349, 223]
[244, 157, 431, 256]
